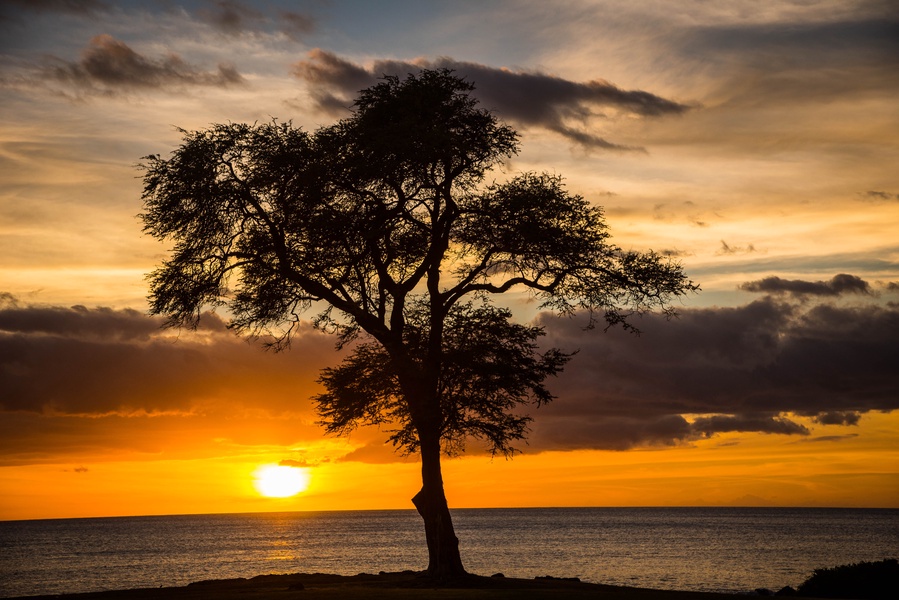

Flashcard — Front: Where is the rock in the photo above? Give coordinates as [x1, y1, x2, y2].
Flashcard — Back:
[287, 582, 305, 590]
[775, 586, 797, 596]
[491, 573, 505, 578]
[754, 588, 774, 596]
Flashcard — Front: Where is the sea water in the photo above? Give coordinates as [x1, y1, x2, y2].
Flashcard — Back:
[1, 507, 896, 597]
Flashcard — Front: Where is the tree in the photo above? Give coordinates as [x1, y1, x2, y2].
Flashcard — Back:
[140, 69, 697, 579]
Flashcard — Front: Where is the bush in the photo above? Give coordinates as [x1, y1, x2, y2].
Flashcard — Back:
[797, 559, 898, 599]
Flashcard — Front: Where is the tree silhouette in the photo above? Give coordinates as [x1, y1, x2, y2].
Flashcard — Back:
[140, 69, 697, 579]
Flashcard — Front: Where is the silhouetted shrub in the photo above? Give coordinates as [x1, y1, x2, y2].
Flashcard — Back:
[797, 559, 897, 599]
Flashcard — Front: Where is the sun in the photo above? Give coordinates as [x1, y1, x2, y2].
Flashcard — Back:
[252, 465, 310, 498]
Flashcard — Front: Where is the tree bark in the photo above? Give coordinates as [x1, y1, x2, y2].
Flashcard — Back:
[411, 427, 466, 580]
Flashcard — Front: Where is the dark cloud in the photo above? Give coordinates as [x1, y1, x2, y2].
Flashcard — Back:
[740, 274, 871, 297]
[43, 34, 244, 95]
[291, 50, 691, 150]
[528, 414, 694, 452]
[525, 293, 899, 451]
[808, 410, 862, 426]
[4, 287, 894, 463]
[0, 295, 333, 416]
[0, 302, 160, 341]
[691, 414, 810, 436]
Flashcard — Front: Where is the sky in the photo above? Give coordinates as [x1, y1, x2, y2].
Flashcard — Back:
[0, 0, 897, 521]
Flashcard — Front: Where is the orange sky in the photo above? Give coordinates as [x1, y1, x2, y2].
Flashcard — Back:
[1, 0, 898, 520]
[2, 411, 897, 521]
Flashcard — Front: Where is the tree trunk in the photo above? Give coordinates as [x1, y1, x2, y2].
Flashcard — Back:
[411, 427, 466, 580]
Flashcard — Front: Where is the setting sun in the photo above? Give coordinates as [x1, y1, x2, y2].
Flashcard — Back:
[252, 465, 310, 498]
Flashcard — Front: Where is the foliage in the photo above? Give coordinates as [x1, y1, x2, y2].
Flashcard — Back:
[140, 68, 696, 468]
[315, 302, 572, 457]
[797, 559, 898, 600]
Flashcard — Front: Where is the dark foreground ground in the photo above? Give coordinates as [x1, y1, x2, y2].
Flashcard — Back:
[12, 571, 752, 600]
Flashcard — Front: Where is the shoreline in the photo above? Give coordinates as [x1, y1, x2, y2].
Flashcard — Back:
[7, 571, 749, 600]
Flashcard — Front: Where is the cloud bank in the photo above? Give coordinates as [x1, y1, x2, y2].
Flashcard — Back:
[4, 273, 895, 462]
[529, 285, 898, 452]
[292, 50, 691, 150]
[0, 295, 331, 416]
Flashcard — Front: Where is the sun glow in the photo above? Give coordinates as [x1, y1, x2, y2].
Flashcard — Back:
[252, 465, 310, 498]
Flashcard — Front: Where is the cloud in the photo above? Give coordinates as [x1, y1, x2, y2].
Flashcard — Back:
[802, 434, 860, 443]
[279, 11, 315, 41]
[193, 1, 315, 40]
[716, 240, 757, 255]
[740, 274, 871, 297]
[678, 17, 899, 106]
[652, 201, 714, 228]
[0, 295, 334, 416]
[4, 285, 895, 462]
[292, 50, 691, 150]
[196, 1, 264, 35]
[661, 248, 693, 258]
[807, 411, 862, 426]
[525, 291, 899, 451]
[0, 301, 161, 342]
[336, 439, 414, 464]
[690, 414, 810, 436]
[42, 34, 244, 96]
[860, 190, 899, 201]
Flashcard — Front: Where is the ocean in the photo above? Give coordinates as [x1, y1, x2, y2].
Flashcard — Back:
[1, 507, 896, 598]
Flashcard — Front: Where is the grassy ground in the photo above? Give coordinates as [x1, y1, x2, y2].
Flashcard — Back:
[13, 572, 747, 600]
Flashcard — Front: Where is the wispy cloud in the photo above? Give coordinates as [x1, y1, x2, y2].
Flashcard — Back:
[194, 1, 315, 40]
[716, 240, 757, 255]
[279, 11, 315, 41]
[860, 190, 899, 201]
[292, 49, 692, 150]
[678, 16, 899, 106]
[40, 34, 244, 97]
[196, 0, 264, 35]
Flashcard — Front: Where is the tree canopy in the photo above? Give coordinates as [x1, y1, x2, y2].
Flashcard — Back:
[140, 69, 697, 578]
